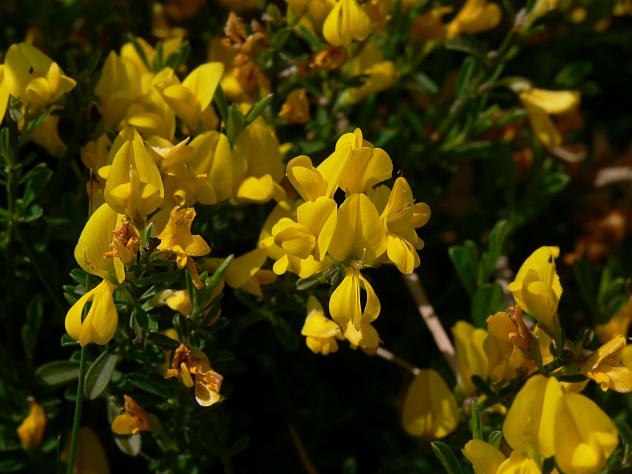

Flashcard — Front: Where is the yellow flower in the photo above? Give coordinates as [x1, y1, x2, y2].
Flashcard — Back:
[156, 207, 211, 289]
[61, 427, 110, 474]
[402, 369, 460, 439]
[452, 321, 489, 397]
[94, 51, 141, 130]
[272, 196, 338, 268]
[156, 62, 224, 133]
[486, 306, 534, 372]
[65, 279, 119, 346]
[73, 203, 126, 284]
[301, 296, 344, 355]
[232, 123, 286, 204]
[279, 88, 310, 124]
[328, 192, 387, 265]
[503, 374, 562, 460]
[188, 131, 236, 205]
[329, 267, 380, 331]
[507, 246, 562, 330]
[111, 395, 154, 435]
[104, 128, 165, 228]
[164, 344, 223, 406]
[323, 0, 371, 47]
[462, 439, 506, 474]
[580, 335, 632, 393]
[17, 400, 46, 450]
[446, 0, 502, 39]
[3, 42, 76, 115]
[519, 88, 581, 150]
[28, 111, 67, 157]
[554, 392, 618, 474]
[0, 65, 10, 125]
[336, 128, 393, 194]
[371, 177, 428, 274]
[103, 216, 140, 265]
[341, 318, 380, 351]
[339, 40, 396, 105]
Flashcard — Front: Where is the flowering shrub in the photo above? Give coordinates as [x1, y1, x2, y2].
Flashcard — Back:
[1, 0, 632, 473]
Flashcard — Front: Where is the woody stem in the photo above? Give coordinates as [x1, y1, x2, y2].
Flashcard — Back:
[401, 272, 460, 381]
[66, 345, 87, 474]
[375, 347, 420, 376]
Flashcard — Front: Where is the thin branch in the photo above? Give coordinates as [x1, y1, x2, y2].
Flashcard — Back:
[288, 424, 319, 474]
[402, 272, 460, 381]
[375, 346, 420, 376]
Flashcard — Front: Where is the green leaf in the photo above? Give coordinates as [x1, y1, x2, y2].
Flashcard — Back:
[227, 436, 251, 456]
[114, 433, 142, 457]
[227, 105, 246, 147]
[214, 84, 229, 125]
[245, 94, 274, 126]
[0, 459, 26, 472]
[84, 350, 118, 399]
[488, 430, 502, 449]
[430, 441, 464, 474]
[471, 283, 505, 327]
[615, 421, 632, 448]
[471, 400, 482, 440]
[126, 34, 150, 70]
[270, 315, 299, 351]
[35, 360, 80, 386]
[444, 37, 487, 63]
[146, 332, 181, 349]
[448, 242, 479, 296]
[455, 56, 477, 100]
[127, 373, 172, 398]
[482, 220, 511, 281]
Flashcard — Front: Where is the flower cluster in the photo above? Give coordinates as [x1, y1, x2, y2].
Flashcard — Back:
[261, 128, 430, 351]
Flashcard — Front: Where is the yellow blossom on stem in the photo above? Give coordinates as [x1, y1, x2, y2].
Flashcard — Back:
[323, 0, 371, 47]
[65, 279, 119, 346]
[329, 266, 380, 332]
[462, 439, 506, 474]
[301, 296, 344, 355]
[156, 207, 211, 289]
[370, 177, 428, 274]
[402, 369, 460, 439]
[279, 88, 310, 124]
[579, 334, 632, 393]
[272, 196, 337, 272]
[0, 65, 9, 125]
[164, 344, 223, 406]
[17, 400, 47, 451]
[503, 374, 562, 460]
[519, 88, 581, 150]
[554, 392, 618, 474]
[446, 0, 502, 39]
[111, 395, 155, 435]
[28, 110, 67, 157]
[156, 62, 224, 133]
[507, 246, 562, 331]
[61, 427, 110, 474]
[336, 128, 393, 194]
[104, 128, 165, 229]
[103, 217, 140, 265]
[452, 321, 489, 397]
[339, 40, 396, 105]
[3, 42, 76, 115]
[67, 203, 128, 346]
[232, 123, 286, 204]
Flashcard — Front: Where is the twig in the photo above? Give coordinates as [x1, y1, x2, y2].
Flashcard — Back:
[402, 272, 460, 381]
[375, 347, 420, 376]
[288, 424, 319, 474]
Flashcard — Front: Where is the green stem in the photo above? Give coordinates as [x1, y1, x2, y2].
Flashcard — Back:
[14, 225, 65, 313]
[66, 346, 87, 474]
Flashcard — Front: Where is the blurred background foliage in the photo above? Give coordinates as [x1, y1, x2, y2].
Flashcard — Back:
[1, 0, 632, 472]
